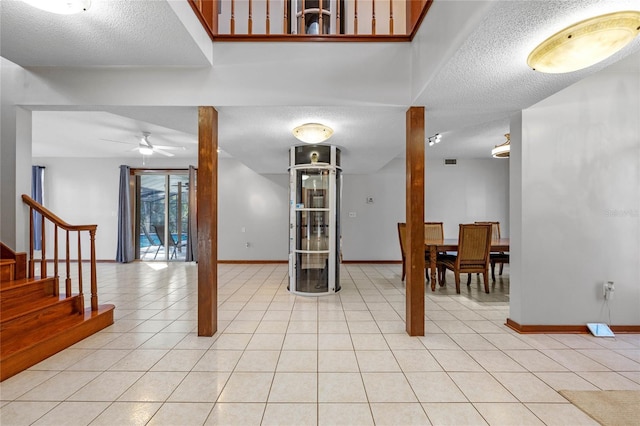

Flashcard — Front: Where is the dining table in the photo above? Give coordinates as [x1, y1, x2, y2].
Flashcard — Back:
[425, 238, 510, 291]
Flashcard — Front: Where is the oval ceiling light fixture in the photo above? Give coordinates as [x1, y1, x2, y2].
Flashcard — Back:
[292, 123, 334, 144]
[21, 0, 91, 14]
[492, 133, 510, 158]
[528, 11, 640, 73]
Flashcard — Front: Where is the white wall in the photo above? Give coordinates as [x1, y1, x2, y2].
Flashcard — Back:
[510, 64, 640, 326]
[33, 157, 126, 261]
[32, 156, 290, 261]
[33, 154, 508, 262]
[341, 157, 509, 261]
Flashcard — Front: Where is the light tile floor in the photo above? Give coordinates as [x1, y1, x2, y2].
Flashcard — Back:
[1, 262, 639, 425]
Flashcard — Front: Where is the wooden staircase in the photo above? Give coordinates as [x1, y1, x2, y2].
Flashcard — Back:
[0, 196, 115, 381]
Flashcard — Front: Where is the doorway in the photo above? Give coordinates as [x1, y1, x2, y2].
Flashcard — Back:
[134, 171, 190, 261]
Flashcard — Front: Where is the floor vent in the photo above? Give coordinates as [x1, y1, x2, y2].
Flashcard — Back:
[444, 159, 457, 165]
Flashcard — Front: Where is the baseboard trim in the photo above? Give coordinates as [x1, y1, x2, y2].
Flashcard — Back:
[506, 318, 640, 334]
[341, 260, 402, 264]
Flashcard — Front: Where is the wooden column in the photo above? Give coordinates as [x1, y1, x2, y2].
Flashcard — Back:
[405, 106, 425, 336]
[198, 106, 218, 337]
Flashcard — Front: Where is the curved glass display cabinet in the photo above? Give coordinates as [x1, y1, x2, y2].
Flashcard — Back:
[288, 145, 342, 295]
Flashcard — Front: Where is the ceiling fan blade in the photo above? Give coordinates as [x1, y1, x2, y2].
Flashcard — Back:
[99, 138, 132, 145]
[154, 145, 186, 151]
[154, 148, 175, 157]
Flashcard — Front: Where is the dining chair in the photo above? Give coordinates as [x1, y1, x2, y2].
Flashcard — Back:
[397, 223, 407, 281]
[437, 223, 493, 293]
[475, 221, 509, 281]
[424, 222, 444, 280]
[398, 222, 441, 282]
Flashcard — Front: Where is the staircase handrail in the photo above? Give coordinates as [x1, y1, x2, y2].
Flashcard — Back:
[22, 195, 97, 232]
[21, 194, 99, 312]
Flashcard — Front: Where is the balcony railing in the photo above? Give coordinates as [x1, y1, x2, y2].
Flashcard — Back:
[188, 0, 432, 41]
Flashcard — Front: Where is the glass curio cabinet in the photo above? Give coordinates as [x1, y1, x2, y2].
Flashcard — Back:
[288, 145, 342, 295]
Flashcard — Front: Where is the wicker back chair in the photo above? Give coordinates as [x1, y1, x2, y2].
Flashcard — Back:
[475, 221, 509, 281]
[424, 222, 444, 240]
[437, 223, 493, 293]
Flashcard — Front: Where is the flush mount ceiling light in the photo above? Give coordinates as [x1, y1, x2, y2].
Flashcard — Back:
[492, 133, 510, 158]
[21, 0, 91, 14]
[292, 123, 333, 144]
[528, 11, 640, 73]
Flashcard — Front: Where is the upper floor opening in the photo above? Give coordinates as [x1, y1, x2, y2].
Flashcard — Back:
[189, 0, 433, 41]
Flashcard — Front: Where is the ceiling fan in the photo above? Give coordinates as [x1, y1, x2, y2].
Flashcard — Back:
[135, 132, 185, 157]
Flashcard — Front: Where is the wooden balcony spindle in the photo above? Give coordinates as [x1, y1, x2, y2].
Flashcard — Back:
[319, 0, 324, 34]
[230, 0, 235, 35]
[301, 0, 306, 34]
[336, 0, 341, 34]
[389, 0, 394, 34]
[354, 0, 358, 35]
[371, 0, 376, 35]
[248, 0, 253, 34]
[283, 0, 288, 33]
[266, 0, 270, 34]
[40, 214, 46, 278]
[90, 229, 98, 311]
[65, 230, 71, 298]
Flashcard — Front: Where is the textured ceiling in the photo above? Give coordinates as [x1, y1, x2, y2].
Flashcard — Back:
[3, 0, 640, 173]
[0, 0, 211, 66]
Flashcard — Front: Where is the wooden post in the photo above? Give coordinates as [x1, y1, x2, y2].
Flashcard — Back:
[405, 106, 425, 336]
[198, 106, 218, 337]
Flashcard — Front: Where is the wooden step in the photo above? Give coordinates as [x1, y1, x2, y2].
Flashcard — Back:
[0, 296, 83, 353]
[0, 304, 115, 381]
[0, 259, 16, 282]
[0, 277, 57, 315]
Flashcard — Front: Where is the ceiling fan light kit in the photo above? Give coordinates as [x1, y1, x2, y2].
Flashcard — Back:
[292, 123, 334, 144]
[138, 144, 154, 156]
[21, 0, 91, 14]
[528, 11, 640, 73]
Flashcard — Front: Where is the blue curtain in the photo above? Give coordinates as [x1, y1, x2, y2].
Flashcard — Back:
[31, 166, 45, 250]
[186, 165, 198, 262]
[116, 165, 134, 263]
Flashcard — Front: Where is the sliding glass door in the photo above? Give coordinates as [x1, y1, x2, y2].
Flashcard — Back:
[135, 171, 190, 261]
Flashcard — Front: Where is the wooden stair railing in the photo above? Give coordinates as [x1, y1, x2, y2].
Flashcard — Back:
[188, 0, 433, 41]
[22, 194, 99, 313]
[1, 197, 114, 381]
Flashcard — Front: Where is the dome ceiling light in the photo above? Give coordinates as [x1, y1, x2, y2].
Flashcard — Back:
[21, 0, 91, 14]
[292, 123, 334, 144]
[527, 11, 640, 73]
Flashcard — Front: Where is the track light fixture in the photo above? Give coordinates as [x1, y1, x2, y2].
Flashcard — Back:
[427, 133, 442, 147]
